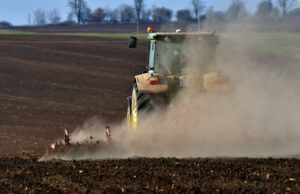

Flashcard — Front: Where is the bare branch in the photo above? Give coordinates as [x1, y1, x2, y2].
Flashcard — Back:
[48, 9, 61, 24]
[278, 0, 296, 16]
[33, 9, 46, 25]
[134, 0, 144, 33]
[68, 0, 89, 24]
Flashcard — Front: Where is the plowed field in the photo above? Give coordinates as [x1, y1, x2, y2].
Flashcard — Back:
[0, 35, 299, 193]
[0, 35, 147, 153]
[0, 153, 299, 193]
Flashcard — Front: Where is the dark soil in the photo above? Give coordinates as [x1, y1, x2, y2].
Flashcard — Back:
[0, 35, 147, 153]
[0, 153, 299, 193]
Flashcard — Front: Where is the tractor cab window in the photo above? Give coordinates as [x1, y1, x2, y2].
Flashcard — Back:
[154, 41, 187, 75]
[154, 38, 216, 75]
[148, 40, 156, 70]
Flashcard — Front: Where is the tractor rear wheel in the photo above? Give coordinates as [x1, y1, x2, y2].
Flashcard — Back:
[127, 99, 131, 129]
[130, 83, 154, 129]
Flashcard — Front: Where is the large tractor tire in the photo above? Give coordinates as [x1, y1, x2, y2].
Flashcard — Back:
[126, 96, 132, 129]
[128, 83, 153, 129]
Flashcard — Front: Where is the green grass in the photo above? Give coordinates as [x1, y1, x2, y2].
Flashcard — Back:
[225, 32, 300, 59]
[0, 29, 148, 40]
[52, 33, 148, 40]
[0, 29, 36, 35]
[0, 29, 147, 39]
[252, 33, 300, 58]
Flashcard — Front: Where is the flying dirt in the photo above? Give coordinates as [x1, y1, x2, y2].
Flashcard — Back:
[40, 27, 300, 161]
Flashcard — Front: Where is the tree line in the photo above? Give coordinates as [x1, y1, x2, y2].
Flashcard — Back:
[0, 0, 299, 27]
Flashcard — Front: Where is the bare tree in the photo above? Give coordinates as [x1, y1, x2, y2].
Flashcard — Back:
[272, 7, 281, 17]
[288, 7, 300, 16]
[152, 7, 172, 23]
[191, 0, 205, 30]
[277, 0, 296, 17]
[255, 0, 273, 18]
[90, 8, 105, 22]
[176, 9, 193, 22]
[33, 9, 46, 25]
[67, 12, 75, 22]
[82, 7, 91, 23]
[48, 9, 61, 24]
[107, 8, 120, 23]
[226, 0, 247, 20]
[68, 0, 89, 24]
[134, 0, 144, 33]
[28, 13, 32, 25]
[120, 5, 136, 23]
[141, 9, 152, 23]
[206, 7, 225, 21]
[0, 21, 12, 27]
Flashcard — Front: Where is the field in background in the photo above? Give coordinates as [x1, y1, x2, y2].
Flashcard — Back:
[0, 29, 36, 35]
[55, 32, 148, 40]
[231, 32, 300, 59]
[255, 33, 300, 58]
[2, 26, 300, 58]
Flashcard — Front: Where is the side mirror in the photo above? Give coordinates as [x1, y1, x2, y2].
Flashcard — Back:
[129, 36, 137, 48]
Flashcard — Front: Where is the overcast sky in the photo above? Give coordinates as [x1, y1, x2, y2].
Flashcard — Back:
[0, 0, 292, 25]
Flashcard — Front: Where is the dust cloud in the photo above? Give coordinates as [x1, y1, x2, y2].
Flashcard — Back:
[41, 21, 300, 160]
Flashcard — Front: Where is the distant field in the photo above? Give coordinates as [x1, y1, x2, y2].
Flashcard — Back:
[219, 32, 300, 59]
[1, 28, 299, 58]
[53, 32, 300, 59]
[0, 29, 147, 39]
[53, 33, 148, 40]
[247, 33, 300, 59]
[0, 29, 36, 35]
[54, 32, 300, 58]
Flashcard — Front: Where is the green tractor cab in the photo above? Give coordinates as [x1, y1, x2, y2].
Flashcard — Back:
[127, 29, 221, 129]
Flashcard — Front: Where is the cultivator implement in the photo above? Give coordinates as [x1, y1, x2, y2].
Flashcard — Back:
[45, 127, 113, 158]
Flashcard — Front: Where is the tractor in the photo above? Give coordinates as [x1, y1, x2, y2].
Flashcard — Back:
[127, 28, 225, 129]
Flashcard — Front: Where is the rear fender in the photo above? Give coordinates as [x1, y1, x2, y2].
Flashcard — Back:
[127, 96, 132, 115]
[134, 73, 168, 93]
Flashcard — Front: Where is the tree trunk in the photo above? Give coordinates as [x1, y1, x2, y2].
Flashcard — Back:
[78, 10, 81, 24]
[137, 17, 140, 33]
[197, 16, 200, 31]
[194, 7, 200, 32]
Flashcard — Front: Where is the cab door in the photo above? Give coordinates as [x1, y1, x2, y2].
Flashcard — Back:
[148, 40, 156, 70]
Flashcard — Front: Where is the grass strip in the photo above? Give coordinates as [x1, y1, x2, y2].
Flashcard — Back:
[52, 33, 148, 40]
[0, 29, 36, 35]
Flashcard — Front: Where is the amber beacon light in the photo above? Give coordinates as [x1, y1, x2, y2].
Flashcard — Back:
[147, 27, 153, 33]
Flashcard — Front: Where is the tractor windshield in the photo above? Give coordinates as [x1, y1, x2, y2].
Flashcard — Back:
[154, 38, 216, 75]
